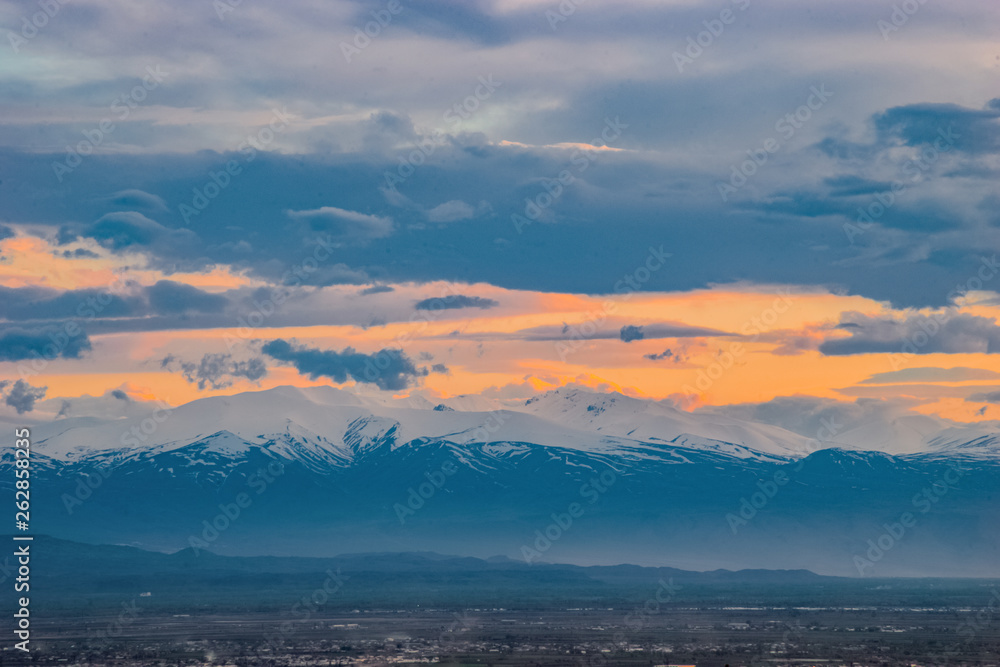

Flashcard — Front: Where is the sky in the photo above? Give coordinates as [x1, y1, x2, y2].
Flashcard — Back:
[1, 0, 1000, 427]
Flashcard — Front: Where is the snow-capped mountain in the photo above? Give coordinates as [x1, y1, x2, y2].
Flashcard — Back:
[25, 384, 1000, 462]
[5, 385, 999, 577]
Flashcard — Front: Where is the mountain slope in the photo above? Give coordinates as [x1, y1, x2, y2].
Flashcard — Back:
[6, 386, 999, 578]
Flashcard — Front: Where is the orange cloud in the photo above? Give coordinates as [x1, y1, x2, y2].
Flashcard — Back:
[8, 269, 1000, 423]
[0, 233, 256, 292]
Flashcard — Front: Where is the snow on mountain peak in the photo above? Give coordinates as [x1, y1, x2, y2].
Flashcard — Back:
[22, 384, 1000, 463]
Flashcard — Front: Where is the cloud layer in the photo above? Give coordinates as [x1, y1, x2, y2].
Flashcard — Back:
[262, 339, 439, 391]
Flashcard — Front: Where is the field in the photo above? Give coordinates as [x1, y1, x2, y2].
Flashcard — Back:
[10, 598, 1000, 666]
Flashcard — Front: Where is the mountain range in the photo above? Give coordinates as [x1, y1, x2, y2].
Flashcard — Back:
[4, 385, 998, 577]
[21, 534, 999, 616]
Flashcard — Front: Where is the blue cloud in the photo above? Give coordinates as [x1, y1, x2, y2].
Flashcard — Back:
[0, 327, 91, 361]
[415, 295, 499, 311]
[1, 380, 46, 414]
[146, 280, 228, 314]
[262, 339, 443, 391]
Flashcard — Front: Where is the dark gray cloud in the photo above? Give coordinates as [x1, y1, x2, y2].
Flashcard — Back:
[873, 102, 1000, 155]
[746, 187, 961, 234]
[490, 322, 729, 343]
[359, 284, 395, 296]
[0, 128, 993, 308]
[0, 326, 92, 361]
[820, 312, 1000, 356]
[618, 323, 733, 344]
[967, 390, 1000, 404]
[146, 280, 228, 314]
[65, 211, 202, 270]
[814, 101, 997, 161]
[435, 321, 727, 343]
[620, 325, 644, 343]
[82, 211, 180, 250]
[0, 286, 138, 320]
[861, 367, 1000, 384]
[108, 189, 168, 211]
[111, 389, 129, 400]
[823, 175, 897, 198]
[415, 295, 499, 311]
[61, 248, 100, 259]
[286, 206, 393, 241]
[644, 348, 687, 363]
[0, 282, 232, 323]
[262, 339, 441, 391]
[163, 353, 268, 391]
[2, 380, 47, 414]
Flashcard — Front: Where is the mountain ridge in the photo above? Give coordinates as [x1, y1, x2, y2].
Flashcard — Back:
[5, 385, 999, 578]
[21, 384, 1000, 462]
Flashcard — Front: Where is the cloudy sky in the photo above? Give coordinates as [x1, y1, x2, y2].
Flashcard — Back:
[2, 0, 1000, 424]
